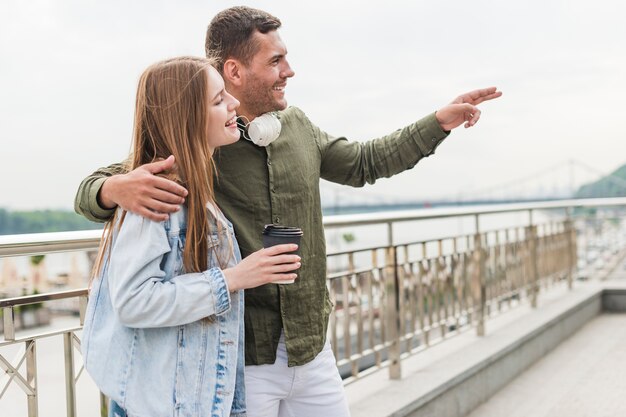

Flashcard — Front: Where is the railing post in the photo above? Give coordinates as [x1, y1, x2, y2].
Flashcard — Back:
[385, 245, 401, 379]
[26, 340, 38, 417]
[526, 224, 539, 308]
[473, 232, 486, 336]
[565, 208, 576, 290]
[79, 294, 89, 326]
[64, 332, 77, 417]
[3, 306, 15, 341]
[344, 254, 354, 377]
[418, 242, 429, 347]
[436, 239, 447, 339]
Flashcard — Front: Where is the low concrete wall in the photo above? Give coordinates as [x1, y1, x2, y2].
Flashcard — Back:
[348, 283, 625, 417]
[404, 289, 602, 417]
[602, 288, 626, 312]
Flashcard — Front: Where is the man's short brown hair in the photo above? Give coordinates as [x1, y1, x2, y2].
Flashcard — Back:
[205, 6, 281, 73]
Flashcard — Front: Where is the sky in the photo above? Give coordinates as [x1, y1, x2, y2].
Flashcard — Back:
[1, 0, 625, 210]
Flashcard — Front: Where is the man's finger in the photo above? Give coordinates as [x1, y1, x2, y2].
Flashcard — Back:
[142, 199, 181, 215]
[455, 87, 502, 105]
[466, 107, 481, 128]
[471, 87, 502, 103]
[151, 174, 188, 197]
[137, 207, 169, 222]
[471, 91, 503, 105]
[148, 189, 185, 205]
[145, 155, 176, 175]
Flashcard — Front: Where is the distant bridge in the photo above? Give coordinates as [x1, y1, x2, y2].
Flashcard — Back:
[322, 159, 626, 211]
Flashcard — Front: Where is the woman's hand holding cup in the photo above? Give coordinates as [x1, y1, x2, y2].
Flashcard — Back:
[223, 244, 301, 291]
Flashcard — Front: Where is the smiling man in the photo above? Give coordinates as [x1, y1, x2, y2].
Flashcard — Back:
[75, 6, 501, 417]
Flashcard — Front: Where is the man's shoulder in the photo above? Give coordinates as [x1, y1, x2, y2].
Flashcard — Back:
[277, 106, 308, 122]
[276, 106, 321, 135]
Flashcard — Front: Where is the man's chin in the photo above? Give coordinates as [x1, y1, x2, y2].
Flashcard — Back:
[253, 99, 288, 115]
[274, 99, 288, 111]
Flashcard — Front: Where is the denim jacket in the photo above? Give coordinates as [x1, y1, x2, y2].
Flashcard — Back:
[82, 207, 246, 417]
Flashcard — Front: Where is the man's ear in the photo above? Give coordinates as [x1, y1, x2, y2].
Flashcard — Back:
[222, 59, 244, 87]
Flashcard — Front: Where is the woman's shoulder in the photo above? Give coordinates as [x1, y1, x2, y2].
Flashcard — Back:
[165, 206, 188, 235]
[116, 209, 185, 239]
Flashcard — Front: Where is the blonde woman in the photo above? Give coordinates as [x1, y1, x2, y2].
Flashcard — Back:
[81, 56, 300, 417]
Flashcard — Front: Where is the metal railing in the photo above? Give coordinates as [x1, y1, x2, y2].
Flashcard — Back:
[327, 220, 577, 381]
[0, 290, 90, 417]
[1, 198, 626, 416]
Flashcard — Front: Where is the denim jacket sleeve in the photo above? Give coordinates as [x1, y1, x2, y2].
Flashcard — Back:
[106, 212, 231, 328]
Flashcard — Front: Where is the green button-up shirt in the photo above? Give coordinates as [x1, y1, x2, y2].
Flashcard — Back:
[75, 106, 448, 366]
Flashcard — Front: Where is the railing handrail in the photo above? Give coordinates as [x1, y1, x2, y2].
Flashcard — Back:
[322, 197, 626, 228]
[0, 289, 88, 308]
[0, 230, 102, 258]
[1, 197, 625, 258]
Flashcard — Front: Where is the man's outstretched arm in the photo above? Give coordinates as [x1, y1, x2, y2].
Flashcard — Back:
[74, 155, 188, 223]
[317, 86, 502, 187]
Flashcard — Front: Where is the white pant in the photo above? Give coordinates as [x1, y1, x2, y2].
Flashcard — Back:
[245, 334, 351, 417]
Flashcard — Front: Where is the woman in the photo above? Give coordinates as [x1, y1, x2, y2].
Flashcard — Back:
[82, 56, 300, 417]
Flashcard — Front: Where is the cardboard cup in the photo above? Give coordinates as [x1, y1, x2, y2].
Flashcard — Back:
[262, 226, 302, 284]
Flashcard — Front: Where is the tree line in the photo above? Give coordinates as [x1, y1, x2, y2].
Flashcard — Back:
[2, 161, 624, 236]
[575, 163, 626, 199]
[0, 208, 101, 235]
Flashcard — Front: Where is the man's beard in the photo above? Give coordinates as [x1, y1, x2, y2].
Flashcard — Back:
[244, 73, 286, 116]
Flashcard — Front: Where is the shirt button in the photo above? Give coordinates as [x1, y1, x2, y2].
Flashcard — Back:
[431, 138, 437, 143]
[271, 188, 276, 193]
[267, 159, 272, 166]
[275, 217, 280, 223]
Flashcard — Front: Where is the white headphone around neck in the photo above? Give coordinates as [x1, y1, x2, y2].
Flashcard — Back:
[239, 113, 282, 147]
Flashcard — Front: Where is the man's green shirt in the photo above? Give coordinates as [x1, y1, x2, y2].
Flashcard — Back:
[75, 107, 448, 366]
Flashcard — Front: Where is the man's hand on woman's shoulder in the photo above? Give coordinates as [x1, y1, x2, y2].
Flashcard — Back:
[99, 155, 188, 222]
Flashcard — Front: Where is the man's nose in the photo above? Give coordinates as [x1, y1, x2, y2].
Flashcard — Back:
[280, 60, 295, 79]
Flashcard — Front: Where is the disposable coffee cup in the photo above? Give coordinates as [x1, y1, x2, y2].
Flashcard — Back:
[262, 224, 303, 284]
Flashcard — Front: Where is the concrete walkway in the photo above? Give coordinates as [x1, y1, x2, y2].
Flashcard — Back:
[467, 313, 626, 417]
[468, 262, 626, 417]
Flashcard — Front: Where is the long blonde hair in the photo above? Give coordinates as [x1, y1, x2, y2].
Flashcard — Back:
[94, 56, 223, 278]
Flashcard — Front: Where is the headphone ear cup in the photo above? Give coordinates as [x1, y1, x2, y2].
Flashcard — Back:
[247, 121, 264, 144]
[247, 113, 282, 147]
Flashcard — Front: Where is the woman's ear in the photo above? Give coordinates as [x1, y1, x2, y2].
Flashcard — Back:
[222, 59, 244, 87]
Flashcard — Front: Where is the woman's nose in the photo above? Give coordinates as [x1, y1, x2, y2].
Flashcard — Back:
[228, 95, 240, 111]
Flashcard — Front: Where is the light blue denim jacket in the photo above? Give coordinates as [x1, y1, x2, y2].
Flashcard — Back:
[82, 207, 246, 417]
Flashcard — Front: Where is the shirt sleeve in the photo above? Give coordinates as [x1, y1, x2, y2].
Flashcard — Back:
[312, 111, 449, 187]
[74, 161, 129, 223]
[106, 212, 231, 328]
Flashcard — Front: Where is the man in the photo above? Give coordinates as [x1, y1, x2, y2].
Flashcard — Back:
[75, 6, 501, 417]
